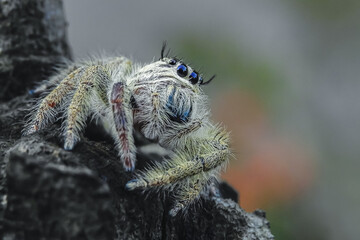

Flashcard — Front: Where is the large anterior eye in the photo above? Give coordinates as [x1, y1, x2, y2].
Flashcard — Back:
[189, 71, 199, 84]
[176, 64, 188, 77]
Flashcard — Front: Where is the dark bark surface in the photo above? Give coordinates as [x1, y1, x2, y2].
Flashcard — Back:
[0, 0, 71, 102]
[0, 0, 274, 239]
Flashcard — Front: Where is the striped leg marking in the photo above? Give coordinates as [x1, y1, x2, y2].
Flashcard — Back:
[111, 82, 136, 171]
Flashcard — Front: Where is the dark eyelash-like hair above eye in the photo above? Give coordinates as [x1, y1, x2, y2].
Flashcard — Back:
[200, 75, 216, 85]
[161, 41, 166, 59]
[161, 41, 171, 59]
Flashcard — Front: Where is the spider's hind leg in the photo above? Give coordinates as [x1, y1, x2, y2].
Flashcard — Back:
[24, 67, 83, 135]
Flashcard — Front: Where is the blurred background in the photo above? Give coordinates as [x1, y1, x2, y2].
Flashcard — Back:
[62, 0, 360, 239]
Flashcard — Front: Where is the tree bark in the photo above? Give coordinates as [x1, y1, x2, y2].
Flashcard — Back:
[0, 0, 71, 102]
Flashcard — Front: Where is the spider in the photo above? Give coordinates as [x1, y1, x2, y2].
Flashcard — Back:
[24, 44, 231, 216]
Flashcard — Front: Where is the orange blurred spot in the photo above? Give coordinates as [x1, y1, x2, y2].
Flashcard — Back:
[222, 139, 314, 211]
[213, 90, 315, 211]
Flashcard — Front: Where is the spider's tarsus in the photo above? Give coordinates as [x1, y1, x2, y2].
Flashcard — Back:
[125, 179, 147, 190]
[125, 179, 138, 190]
[169, 203, 183, 217]
[23, 127, 36, 136]
[123, 156, 136, 172]
[63, 140, 75, 151]
[63, 145, 73, 151]
[124, 164, 135, 172]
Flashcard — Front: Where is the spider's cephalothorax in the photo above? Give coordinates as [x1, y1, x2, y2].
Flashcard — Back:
[24, 47, 230, 216]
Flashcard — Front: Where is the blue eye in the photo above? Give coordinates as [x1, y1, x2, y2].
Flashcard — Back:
[189, 71, 199, 84]
[169, 59, 177, 65]
[177, 64, 188, 77]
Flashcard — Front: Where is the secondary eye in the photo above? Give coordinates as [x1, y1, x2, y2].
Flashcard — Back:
[199, 76, 203, 84]
[169, 59, 177, 65]
[176, 64, 188, 77]
[189, 71, 199, 84]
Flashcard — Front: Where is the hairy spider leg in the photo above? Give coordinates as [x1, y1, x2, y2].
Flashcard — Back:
[64, 65, 106, 150]
[169, 175, 209, 216]
[24, 67, 84, 135]
[126, 126, 229, 215]
[111, 82, 136, 171]
[125, 126, 230, 189]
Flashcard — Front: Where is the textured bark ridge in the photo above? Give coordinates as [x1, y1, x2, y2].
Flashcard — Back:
[0, 0, 71, 101]
[0, 0, 274, 239]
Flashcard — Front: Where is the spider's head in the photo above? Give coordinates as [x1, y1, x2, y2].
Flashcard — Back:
[158, 42, 215, 87]
[129, 43, 214, 88]
[129, 44, 212, 145]
[159, 57, 206, 86]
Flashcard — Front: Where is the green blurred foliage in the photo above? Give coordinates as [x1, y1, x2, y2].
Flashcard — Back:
[290, 0, 360, 20]
[268, 203, 327, 240]
[174, 37, 285, 109]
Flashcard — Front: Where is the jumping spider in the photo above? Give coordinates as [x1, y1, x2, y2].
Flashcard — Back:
[24, 44, 231, 216]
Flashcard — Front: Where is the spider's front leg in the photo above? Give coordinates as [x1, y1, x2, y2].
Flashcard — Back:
[110, 82, 136, 171]
[126, 126, 231, 215]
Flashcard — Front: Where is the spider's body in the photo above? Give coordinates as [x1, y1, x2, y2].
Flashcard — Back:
[24, 49, 231, 216]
